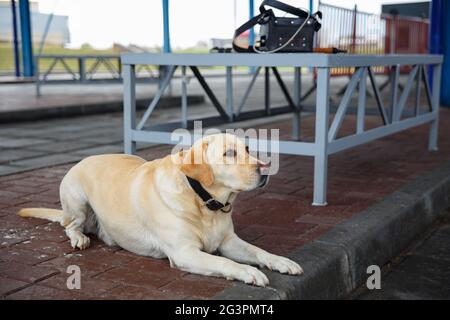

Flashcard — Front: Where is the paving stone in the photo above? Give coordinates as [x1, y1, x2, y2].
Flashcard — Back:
[79, 135, 123, 145]
[71, 144, 123, 156]
[39, 272, 118, 294]
[0, 230, 31, 248]
[0, 165, 24, 176]
[0, 189, 24, 198]
[9, 154, 82, 169]
[36, 127, 117, 141]
[0, 149, 45, 163]
[295, 214, 347, 226]
[0, 261, 59, 283]
[12, 237, 74, 256]
[27, 141, 96, 153]
[96, 266, 173, 289]
[38, 256, 112, 278]
[93, 284, 184, 300]
[159, 277, 228, 298]
[0, 137, 53, 148]
[0, 247, 56, 265]
[0, 276, 29, 297]
[25, 223, 68, 243]
[0, 196, 30, 206]
[123, 257, 186, 278]
[4, 177, 50, 187]
[5, 284, 84, 300]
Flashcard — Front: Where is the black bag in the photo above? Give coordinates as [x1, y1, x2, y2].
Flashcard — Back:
[233, 0, 322, 53]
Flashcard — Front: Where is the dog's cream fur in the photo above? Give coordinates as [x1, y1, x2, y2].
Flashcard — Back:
[18, 133, 302, 286]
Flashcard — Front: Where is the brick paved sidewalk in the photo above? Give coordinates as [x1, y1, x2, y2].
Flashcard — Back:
[1, 110, 449, 299]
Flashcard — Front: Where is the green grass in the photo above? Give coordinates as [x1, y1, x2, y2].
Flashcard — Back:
[0, 43, 123, 74]
[0, 42, 17, 73]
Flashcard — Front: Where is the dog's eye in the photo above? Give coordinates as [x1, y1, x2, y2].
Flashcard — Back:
[224, 149, 237, 157]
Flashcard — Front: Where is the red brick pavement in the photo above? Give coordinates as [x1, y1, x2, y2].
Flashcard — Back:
[1, 109, 450, 299]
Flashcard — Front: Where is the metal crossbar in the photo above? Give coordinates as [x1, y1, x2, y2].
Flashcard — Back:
[328, 67, 365, 141]
[34, 54, 159, 96]
[121, 53, 443, 206]
[367, 67, 389, 124]
[136, 65, 176, 130]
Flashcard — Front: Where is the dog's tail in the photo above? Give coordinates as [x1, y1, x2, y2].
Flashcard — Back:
[17, 208, 63, 223]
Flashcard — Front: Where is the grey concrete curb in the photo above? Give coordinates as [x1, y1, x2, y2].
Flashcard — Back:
[213, 160, 450, 300]
[0, 95, 204, 123]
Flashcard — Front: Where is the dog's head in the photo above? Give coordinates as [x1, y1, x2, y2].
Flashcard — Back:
[179, 133, 270, 192]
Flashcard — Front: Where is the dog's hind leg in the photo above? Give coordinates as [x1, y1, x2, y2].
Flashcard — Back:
[60, 177, 91, 250]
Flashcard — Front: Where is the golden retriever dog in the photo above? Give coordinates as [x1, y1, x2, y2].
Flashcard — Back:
[17, 133, 302, 286]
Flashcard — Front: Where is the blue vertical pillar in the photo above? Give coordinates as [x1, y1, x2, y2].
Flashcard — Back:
[440, 0, 450, 106]
[309, 0, 314, 13]
[162, 0, 171, 53]
[429, 0, 449, 107]
[429, 0, 442, 83]
[249, 0, 255, 73]
[249, 0, 254, 47]
[11, 0, 20, 77]
[19, 0, 33, 77]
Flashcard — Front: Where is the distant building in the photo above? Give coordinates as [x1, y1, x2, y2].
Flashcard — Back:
[381, 1, 430, 19]
[0, 0, 70, 46]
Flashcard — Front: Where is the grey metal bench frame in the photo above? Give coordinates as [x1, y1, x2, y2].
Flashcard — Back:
[121, 53, 443, 206]
[34, 54, 159, 96]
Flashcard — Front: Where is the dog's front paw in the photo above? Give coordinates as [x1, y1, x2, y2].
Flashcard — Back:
[238, 265, 269, 287]
[67, 231, 90, 250]
[262, 254, 303, 275]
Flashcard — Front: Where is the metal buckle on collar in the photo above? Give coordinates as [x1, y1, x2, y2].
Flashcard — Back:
[220, 203, 232, 213]
[205, 199, 232, 213]
[205, 198, 223, 211]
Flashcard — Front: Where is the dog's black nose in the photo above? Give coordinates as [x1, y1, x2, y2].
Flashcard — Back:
[258, 174, 269, 188]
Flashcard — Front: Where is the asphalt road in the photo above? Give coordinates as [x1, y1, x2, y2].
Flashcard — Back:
[351, 212, 450, 300]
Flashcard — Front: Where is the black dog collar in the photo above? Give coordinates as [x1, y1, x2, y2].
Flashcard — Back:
[186, 176, 232, 213]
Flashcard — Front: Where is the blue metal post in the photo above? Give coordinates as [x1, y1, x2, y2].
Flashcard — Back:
[429, 0, 449, 107]
[429, 0, 443, 56]
[249, 0, 255, 73]
[309, 0, 313, 12]
[429, 0, 442, 85]
[18, 0, 33, 77]
[249, 0, 254, 47]
[440, 0, 450, 107]
[11, 0, 20, 77]
[162, 0, 171, 53]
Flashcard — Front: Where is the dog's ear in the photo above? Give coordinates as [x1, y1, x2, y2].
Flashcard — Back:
[180, 142, 214, 187]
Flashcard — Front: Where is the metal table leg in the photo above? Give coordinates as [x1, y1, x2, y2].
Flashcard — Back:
[35, 56, 41, 97]
[265, 67, 270, 115]
[312, 68, 330, 206]
[429, 63, 442, 151]
[226, 66, 234, 121]
[292, 67, 302, 140]
[123, 64, 136, 154]
[181, 66, 188, 129]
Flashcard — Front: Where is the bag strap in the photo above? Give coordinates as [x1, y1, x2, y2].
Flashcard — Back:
[260, 0, 309, 19]
[232, 12, 268, 53]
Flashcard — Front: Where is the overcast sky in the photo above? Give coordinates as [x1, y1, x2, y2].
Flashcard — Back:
[35, 0, 428, 49]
